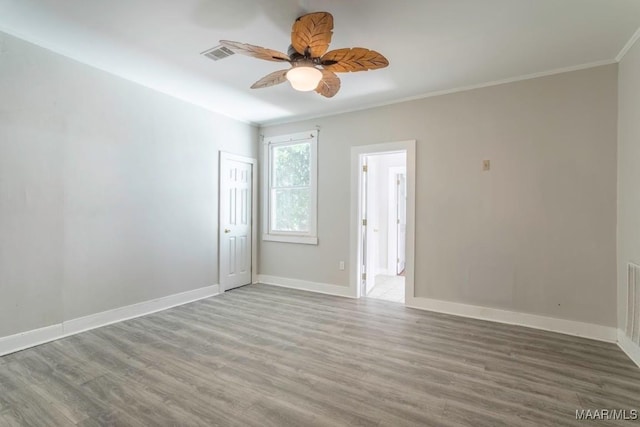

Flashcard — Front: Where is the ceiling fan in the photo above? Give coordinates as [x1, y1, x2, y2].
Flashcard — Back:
[219, 12, 389, 98]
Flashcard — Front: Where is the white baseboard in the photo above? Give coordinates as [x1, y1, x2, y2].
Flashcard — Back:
[64, 284, 220, 336]
[618, 329, 640, 368]
[258, 275, 356, 298]
[0, 324, 64, 358]
[405, 296, 617, 343]
[0, 284, 220, 357]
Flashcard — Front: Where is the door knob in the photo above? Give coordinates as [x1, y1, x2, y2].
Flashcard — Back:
[224, 229, 231, 233]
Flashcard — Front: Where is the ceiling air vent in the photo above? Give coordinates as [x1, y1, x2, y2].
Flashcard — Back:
[201, 45, 235, 61]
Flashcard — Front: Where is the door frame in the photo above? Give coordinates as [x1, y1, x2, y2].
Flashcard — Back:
[218, 151, 258, 291]
[349, 140, 416, 302]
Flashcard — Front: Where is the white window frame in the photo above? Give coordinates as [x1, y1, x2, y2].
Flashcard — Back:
[262, 130, 318, 245]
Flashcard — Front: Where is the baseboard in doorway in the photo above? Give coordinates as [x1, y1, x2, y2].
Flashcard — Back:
[405, 296, 618, 343]
[0, 284, 220, 357]
[618, 330, 640, 368]
[258, 275, 356, 298]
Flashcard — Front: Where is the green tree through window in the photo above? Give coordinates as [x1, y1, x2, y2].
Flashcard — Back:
[264, 130, 318, 244]
[271, 142, 311, 232]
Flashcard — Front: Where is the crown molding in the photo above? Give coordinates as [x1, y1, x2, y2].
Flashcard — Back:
[260, 59, 617, 127]
[616, 26, 640, 62]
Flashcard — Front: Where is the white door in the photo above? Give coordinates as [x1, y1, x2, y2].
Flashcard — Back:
[220, 153, 253, 291]
[396, 173, 407, 274]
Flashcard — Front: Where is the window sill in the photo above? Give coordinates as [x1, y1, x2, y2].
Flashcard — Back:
[262, 234, 318, 245]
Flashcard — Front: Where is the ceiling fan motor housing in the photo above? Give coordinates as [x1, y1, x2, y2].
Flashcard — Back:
[288, 45, 305, 60]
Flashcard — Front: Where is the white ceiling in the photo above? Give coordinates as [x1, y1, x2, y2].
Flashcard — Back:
[1, 0, 640, 125]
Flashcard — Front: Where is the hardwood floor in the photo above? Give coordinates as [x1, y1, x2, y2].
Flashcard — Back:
[0, 284, 639, 426]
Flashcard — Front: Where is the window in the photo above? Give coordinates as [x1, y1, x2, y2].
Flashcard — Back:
[263, 130, 318, 244]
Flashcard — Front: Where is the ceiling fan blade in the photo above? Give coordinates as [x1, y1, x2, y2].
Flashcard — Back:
[320, 48, 389, 72]
[291, 12, 333, 58]
[219, 40, 290, 62]
[315, 69, 341, 98]
[251, 69, 290, 89]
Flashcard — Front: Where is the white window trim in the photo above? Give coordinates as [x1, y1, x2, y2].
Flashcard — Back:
[262, 130, 318, 245]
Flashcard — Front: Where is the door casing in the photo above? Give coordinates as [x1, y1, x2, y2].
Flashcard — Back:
[394, 170, 407, 275]
[350, 140, 416, 302]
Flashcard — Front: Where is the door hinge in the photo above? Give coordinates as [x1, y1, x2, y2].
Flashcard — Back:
[397, 179, 400, 185]
[362, 219, 367, 226]
[361, 273, 367, 280]
[397, 258, 400, 263]
[397, 219, 400, 224]
[362, 165, 368, 173]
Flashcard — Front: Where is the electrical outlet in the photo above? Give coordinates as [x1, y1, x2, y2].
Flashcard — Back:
[483, 160, 491, 171]
[339, 261, 345, 271]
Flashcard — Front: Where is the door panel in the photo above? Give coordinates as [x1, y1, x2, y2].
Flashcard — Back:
[220, 154, 253, 291]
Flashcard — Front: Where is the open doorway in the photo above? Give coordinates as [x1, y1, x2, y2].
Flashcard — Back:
[361, 152, 407, 303]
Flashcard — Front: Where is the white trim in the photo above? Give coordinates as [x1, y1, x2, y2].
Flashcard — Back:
[262, 234, 318, 245]
[262, 130, 318, 245]
[258, 275, 355, 298]
[405, 295, 617, 343]
[260, 60, 616, 127]
[618, 329, 640, 368]
[219, 151, 259, 288]
[0, 27, 255, 126]
[64, 285, 220, 335]
[1, 22, 622, 127]
[388, 166, 407, 275]
[350, 141, 416, 300]
[256, 274, 618, 345]
[0, 324, 64, 357]
[0, 285, 220, 357]
[616, 26, 640, 62]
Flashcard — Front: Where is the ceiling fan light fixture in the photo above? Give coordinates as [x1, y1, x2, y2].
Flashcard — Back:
[286, 66, 323, 92]
[219, 12, 388, 97]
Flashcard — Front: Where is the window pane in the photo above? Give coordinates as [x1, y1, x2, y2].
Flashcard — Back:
[271, 188, 311, 232]
[272, 143, 310, 188]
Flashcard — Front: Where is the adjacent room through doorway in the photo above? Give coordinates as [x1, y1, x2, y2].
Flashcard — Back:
[361, 151, 407, 303]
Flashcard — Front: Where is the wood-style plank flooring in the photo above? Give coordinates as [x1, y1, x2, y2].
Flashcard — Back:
[0, 284, 639, 426]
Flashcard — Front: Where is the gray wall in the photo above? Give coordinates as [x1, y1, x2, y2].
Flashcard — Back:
[261, 65, 618, 327]
[618, 39, 640, 331]
[0, 32, 257, 338]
